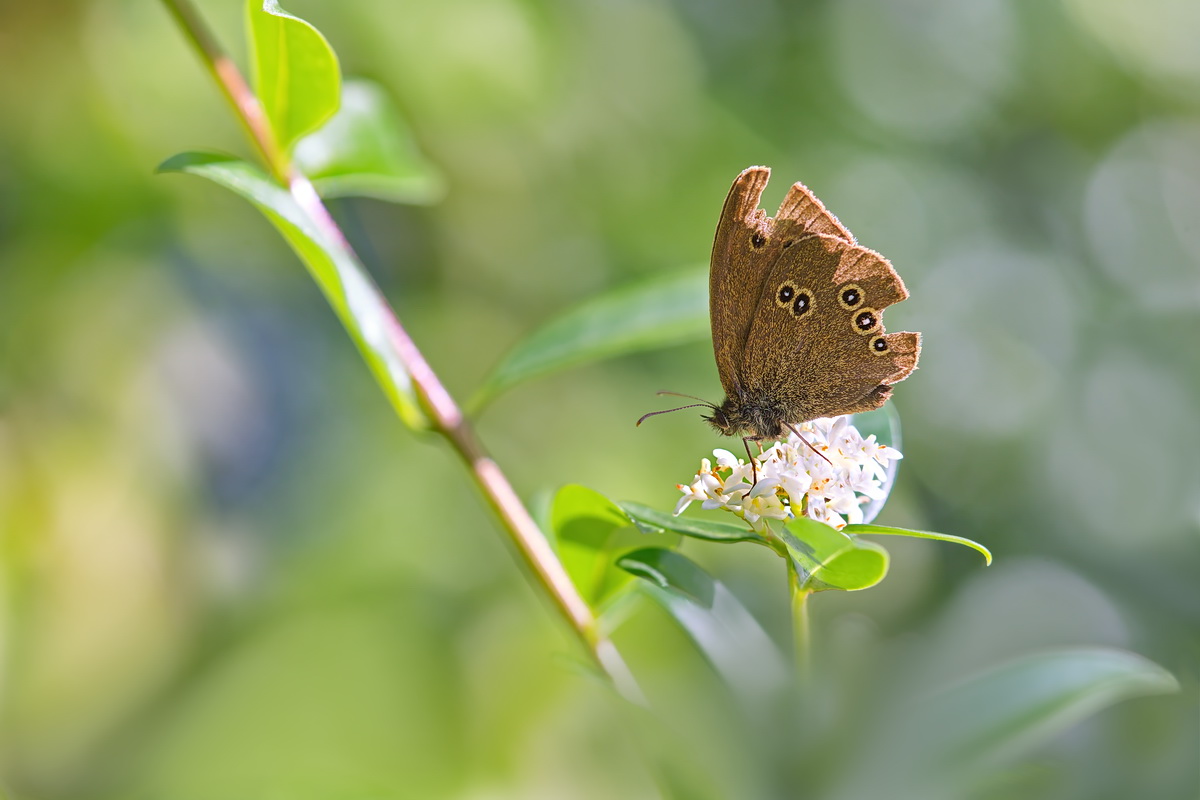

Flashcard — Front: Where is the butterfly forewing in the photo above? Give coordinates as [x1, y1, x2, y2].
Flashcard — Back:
[710, 167, 861, 401]
[710, 167, 774, 399]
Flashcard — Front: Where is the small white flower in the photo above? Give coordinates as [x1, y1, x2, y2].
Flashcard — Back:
[672, 416, 901, 532]
[712, 449, 741, 469]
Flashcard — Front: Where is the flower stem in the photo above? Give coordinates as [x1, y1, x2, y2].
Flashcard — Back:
[159, 0, 642, 705]
[787, 558, 813, 680]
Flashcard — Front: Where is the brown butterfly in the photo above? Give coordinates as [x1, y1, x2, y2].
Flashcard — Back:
[641, 166, 920, 463]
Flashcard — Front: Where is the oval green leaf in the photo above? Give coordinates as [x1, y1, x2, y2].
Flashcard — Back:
[845, 523, 992, 565]
[471, 270, 709, 409]
[550, 485, 677, 609]
[780, 518, 890, 592]
[157, 152, 424, 430]
[294, 79, 445, 205]
[247, 0, 341, 152]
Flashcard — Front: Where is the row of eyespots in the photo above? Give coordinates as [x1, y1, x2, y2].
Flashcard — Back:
[774, 281, 890, 353]
[774, 281, 877, 328]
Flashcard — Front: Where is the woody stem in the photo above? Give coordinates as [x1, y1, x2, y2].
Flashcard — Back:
[160, 0, 642, 705]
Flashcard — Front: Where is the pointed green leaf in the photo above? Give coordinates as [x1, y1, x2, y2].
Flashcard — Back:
[158, 152, 424, 429]
[618, 501, 768, 544]
[780, 518, 890, 592]
[247, 0, 341, 152]
[549, 485, 677, 608]
[929, 648, 1178, 768]
[294, 79, 444, 205]
[617, 548, 788, 698]
[835, 648, 1179, 798]
[846, 523, 992, 565]
[618, 547, 714, 606]
[472, 270, 708, 409]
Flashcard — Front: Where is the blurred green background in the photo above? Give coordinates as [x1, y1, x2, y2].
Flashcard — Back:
[1, 0, 1198, 798]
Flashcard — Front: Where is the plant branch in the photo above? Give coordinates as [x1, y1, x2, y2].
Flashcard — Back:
[160, 0, 641, 704]
[161, 0, 287, 181]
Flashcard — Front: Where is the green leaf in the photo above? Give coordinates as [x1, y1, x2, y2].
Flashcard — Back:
[472, 269, 709, 409]
[619, 505, 898, 591]
[158, 152, 424, 429]
[618, 501, 767, 545]
[846, 523, 993, 565]
[928, 648, 1178, 768]
[247, 0, 341, 152]
[294, 79, 445, 205]
[617, 548, 788, 699]
[780, 518, 890, 592]
[836, 648, 1179, 797]
[618, 547, 714, 606]
[549, 485, 676, 609]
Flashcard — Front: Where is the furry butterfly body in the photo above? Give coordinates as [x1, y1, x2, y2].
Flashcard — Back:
[705, 166, 920, 442]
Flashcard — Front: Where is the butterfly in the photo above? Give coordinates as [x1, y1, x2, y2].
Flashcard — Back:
[641, 166, 920, 464]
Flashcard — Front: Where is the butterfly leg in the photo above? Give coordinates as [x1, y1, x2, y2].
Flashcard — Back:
[785, 423, 832, 465]
[742, 436, 760, 496]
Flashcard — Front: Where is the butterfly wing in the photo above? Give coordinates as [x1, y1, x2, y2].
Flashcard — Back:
[739, 233, 920, 422]
[710, 168, 856, 400]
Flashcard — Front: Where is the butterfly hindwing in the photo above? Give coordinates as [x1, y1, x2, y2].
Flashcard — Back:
[773, 179, 856, 244]
[739, 234, 920, 421]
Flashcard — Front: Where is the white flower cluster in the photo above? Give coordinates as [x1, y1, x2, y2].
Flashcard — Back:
[673, 416, 903, 532]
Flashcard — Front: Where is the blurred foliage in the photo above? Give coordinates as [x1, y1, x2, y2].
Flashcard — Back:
[0, 0, 1198, 798]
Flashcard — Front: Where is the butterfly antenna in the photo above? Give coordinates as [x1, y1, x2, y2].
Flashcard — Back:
[785, 423, 832, 465]
[655, 390, 717, 404]
[636, 403, 715, 427]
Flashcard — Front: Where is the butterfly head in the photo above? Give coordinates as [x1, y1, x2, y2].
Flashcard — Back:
[703, 404, 734, 434]
[706, 395, 789, 440]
